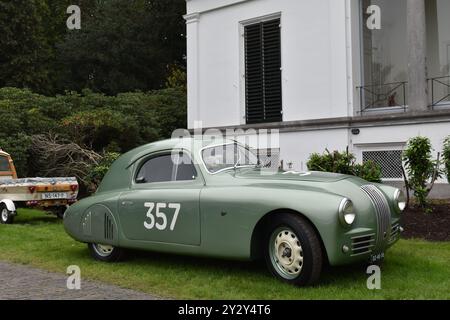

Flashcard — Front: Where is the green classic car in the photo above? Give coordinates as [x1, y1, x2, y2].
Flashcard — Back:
[64, 137, 405, 286]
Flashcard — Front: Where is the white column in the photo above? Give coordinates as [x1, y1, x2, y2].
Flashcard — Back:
[184, 13, 201, 130]
[407, 0, 428, 112]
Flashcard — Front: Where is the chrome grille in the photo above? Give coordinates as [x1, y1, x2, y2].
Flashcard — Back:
[351, 233, 375, 256]
[360, 185, 391, 252]
[389, 223, 400, 244]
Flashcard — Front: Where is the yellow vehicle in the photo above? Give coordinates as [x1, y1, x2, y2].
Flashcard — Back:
[0, 149, 79, 224]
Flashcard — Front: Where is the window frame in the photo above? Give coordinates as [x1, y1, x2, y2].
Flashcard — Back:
[239, 13, 283, 125]
[132, 149, 202, 186]
[199, 142, 258, 175]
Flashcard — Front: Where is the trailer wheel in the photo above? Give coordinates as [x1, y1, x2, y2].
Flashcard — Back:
[55, 206, 67, 219]
[0, 203, 14, 224]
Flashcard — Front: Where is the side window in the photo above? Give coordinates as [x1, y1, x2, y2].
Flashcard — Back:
[0, 156, 10, 172]
[136, 152, 197, 184]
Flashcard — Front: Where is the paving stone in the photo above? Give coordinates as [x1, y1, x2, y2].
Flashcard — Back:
[0, 261, 161, 300]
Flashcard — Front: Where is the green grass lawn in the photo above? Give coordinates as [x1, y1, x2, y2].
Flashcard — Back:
[0, 209, 449, 299]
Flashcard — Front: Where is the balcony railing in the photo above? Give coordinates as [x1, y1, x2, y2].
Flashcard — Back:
[356, 82, 407, 113]
[429, 76, 450, 107]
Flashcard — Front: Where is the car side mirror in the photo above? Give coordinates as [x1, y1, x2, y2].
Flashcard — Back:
[136, 176, 147, 184]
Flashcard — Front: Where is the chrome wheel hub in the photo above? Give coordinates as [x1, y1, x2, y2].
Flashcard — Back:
[1, 209, 8, 222]
[270, 228, 304, 279]
[93, 244, 114, 257]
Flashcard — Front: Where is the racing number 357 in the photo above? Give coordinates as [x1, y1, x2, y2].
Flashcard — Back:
[144, 202, 181, 231]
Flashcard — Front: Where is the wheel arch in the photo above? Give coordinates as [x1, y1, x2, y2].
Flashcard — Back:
[0, 199, 16, 212]
[250, 209, 329, 265]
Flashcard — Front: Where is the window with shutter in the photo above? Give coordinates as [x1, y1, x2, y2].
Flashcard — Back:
[244, 18, 282, 124]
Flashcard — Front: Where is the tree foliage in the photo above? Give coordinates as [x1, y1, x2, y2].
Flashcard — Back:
[0, 0, 186, 95]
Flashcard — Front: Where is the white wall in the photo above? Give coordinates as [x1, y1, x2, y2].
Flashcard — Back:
[186, 0, 352, 129]
[279, 129, 350, 172]
[351, 122, 449, 183]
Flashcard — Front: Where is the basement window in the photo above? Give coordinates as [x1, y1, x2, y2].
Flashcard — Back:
[362, 150, 403, 180]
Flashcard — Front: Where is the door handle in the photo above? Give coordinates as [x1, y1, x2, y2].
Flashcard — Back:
[121, 201, 134, 206]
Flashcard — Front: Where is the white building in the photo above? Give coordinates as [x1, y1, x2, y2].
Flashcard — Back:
[184, 0, 450, 197]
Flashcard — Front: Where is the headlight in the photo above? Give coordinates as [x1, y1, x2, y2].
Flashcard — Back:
[338, 198, 356, 226]
[394, 189, 406, 213]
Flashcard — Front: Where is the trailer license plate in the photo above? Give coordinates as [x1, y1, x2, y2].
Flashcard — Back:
[42, 192, 68, 200]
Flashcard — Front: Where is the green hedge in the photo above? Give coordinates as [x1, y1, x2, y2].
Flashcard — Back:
[0, 87, 186, 177]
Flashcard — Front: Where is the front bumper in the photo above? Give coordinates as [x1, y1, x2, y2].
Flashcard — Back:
[336, 219, 402, 265]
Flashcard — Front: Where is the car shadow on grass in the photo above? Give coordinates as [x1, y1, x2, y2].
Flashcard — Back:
[123, 249, 369, 287]
[14, 213, 60, 225]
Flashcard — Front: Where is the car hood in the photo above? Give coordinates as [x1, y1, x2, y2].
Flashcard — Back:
[233, 168, 350, 183]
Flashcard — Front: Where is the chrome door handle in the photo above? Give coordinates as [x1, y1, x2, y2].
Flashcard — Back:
[121, 201, 134, 206]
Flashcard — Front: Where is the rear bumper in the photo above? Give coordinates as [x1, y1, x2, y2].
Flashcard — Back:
[26, 199, 77, 208]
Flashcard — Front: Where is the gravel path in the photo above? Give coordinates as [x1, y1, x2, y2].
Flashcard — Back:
[0, 261, 160, 300]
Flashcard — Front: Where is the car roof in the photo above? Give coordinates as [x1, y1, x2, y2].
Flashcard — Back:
[125, 137, 235, 167]
[96, 137, 235, 193]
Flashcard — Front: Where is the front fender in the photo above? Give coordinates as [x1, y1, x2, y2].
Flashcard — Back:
[0, 199, 17, 213]
[199, 185, 345, 260]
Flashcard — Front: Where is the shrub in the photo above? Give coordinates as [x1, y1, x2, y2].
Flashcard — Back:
[402, 136, 441, 212]
[307, 149, 382, 183]
[0, 134, 32, 177]
[85, 152, 121, 194]
[444, 136, 450, 183]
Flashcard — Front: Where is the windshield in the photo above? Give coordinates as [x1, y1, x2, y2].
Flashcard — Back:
[202, 143, 258, 173]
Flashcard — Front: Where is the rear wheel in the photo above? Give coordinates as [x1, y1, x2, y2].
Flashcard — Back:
[0, 203, 14, 225]
[88, 243, 125, 262]
[265, 213, 323, 286]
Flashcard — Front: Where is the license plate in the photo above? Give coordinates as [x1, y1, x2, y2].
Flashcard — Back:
[369, 252, 385, 263]
[42, 192, 68, 200]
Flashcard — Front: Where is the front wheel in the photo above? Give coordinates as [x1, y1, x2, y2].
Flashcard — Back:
[0, 203, 15, 224]
[88, 243, 125, 262]
[265, 213, 323, 286]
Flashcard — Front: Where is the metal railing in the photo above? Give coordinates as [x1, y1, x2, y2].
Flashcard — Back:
[356, 81, 407, 113]
[429, 76, 450, 107]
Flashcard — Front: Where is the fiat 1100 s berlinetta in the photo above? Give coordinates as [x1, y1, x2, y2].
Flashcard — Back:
[64, 138, 405, 286]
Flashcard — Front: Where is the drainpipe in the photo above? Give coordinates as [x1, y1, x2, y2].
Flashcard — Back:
[407, 0, 429, 113]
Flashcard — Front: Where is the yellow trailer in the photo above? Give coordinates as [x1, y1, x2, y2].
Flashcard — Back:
[0, 149, 79, 224]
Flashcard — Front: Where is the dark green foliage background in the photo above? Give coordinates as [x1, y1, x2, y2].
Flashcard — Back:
[0, 87, 187, 177]
[0, 0, 186, 95]
[0, 1, 187, 178]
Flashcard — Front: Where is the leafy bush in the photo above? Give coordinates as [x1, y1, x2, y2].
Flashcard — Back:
[0, 134, 32, 177]
[444, 136, 450, 183]
[307, 149, 382, 183]
[402, 136, 441, 212]
[0, 87, 186, 179]
[353, 160, 383, 183]
[85, 152, 121, 194]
